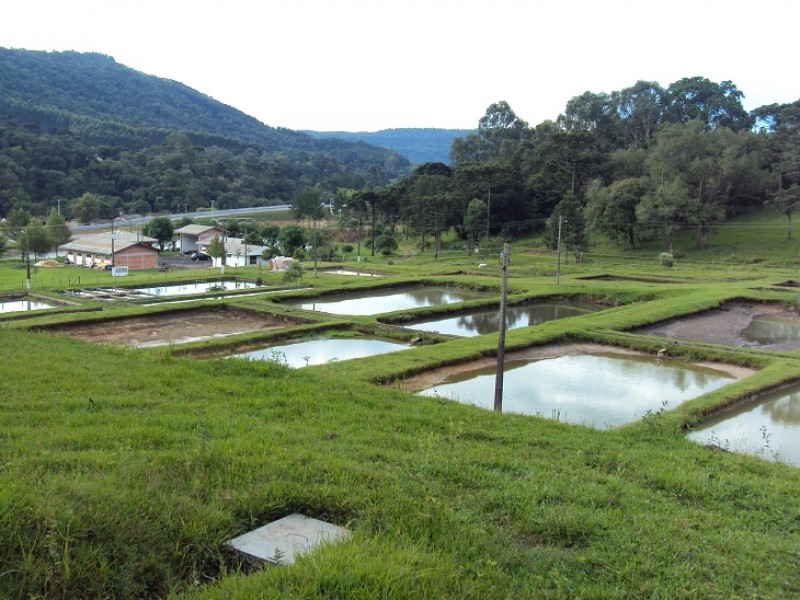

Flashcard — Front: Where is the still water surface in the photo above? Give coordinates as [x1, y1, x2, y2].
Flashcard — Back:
[0, 299, 55, 313]
[405, 302, 600, 336]
[419, 353, 735, 428]
[132, 280, 259, 297]
[741, 313, 800, 345]
[687, 383, 800, 467]
[294, 287, 483, 316]
[232, 337, 408, 367]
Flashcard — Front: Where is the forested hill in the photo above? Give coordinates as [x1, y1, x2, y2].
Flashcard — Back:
[0, 47, 413, 219]
[304, 128, 476, 164]
[0, 47, 408, 173]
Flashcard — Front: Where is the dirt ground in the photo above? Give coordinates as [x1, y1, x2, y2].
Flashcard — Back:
[636, 301, 798, 350]
[401, 342, 756, 392]
[59, 308, 296, 347]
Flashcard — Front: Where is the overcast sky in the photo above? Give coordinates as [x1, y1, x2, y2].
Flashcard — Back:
[2, 0, 798, 132]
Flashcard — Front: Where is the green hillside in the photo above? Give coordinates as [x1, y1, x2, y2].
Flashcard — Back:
[0, 48, 413, 218]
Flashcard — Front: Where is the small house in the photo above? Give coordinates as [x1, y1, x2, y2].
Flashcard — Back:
[175, 224, 223, 255]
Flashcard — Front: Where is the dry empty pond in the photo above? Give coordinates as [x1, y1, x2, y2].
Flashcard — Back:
[637, 302, 800, 350]
[56, 307, 301, 347]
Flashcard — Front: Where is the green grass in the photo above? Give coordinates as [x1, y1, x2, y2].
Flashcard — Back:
[1, 330, 799, 599]
[2, 211, 800, 598]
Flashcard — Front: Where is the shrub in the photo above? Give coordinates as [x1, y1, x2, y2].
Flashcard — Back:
[659, 252, 674, 267]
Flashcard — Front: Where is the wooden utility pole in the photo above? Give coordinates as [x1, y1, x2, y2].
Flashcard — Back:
[556, 215, 563, 285]
[493, 243, 510, 412]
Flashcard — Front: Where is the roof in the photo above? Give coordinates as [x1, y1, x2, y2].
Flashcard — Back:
[175, 224, 222, 236]
[59, 231, 158, 255]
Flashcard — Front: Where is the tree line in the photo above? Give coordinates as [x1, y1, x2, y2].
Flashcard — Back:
[0, 125, 402, 223]
[302, 77, 798, 258]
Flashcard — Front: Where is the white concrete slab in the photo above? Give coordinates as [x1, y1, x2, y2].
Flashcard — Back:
[228, 513, 351, 565]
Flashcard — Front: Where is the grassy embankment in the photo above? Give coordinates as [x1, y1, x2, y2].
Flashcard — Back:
[1, 208, 800, 598]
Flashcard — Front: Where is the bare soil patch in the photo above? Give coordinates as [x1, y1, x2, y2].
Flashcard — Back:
[58, 308, 301, 347]
[636, 301, 798, 350]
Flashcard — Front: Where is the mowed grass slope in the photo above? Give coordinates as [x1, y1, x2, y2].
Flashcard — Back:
[1, 328, 799, 599]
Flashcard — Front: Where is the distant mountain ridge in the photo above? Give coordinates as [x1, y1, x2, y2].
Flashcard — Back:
[0, 48, 408, 175]
[304, 128, 476, 164]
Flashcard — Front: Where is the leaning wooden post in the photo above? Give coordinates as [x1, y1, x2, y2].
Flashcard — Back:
[494, 243, 510, 412]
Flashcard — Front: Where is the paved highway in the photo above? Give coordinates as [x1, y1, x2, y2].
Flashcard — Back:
[68, 205, 291, 232]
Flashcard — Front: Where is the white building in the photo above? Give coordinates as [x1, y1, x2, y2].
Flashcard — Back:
[197, 237, 267, 268]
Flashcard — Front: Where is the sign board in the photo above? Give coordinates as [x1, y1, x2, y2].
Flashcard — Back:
[111, 266, 129, 277]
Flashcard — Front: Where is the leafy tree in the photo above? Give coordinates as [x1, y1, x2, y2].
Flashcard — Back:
[0, 234, 6, 255]
[292, 188, 324, 223]
[561, 91, 619, 152]
[767, 101, 800, 238]
[663, 77, 752, 131]
[71, 192, 101, 224]
[374, 233, 398, 256]
[205, 235, 225, 264]
[644, 121, 741, 248]
[20, 218, 52, 257]
[3, 207, 32, 241]
[613, 80, 666, 146]
[260, 224, 281, 245]
[464, 198, 486, 247]
[545, 192, 588, 260]
[636, 178, 691, 255]
[278, 224, 307, 255]
[453, 162, 527, 241]
[450, 101, 529, 166]
[144, 216, 175, 251]
[46, 208, 72, 254]
[584, 177, 647, 248]
[282, 263, 305, 288]
[405, 163, 453, 258]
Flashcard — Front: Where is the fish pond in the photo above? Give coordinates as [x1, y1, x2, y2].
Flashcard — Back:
[292, 286, 486, 316]
[687, 383, 800, 467]
[414, 346, 746, 428]
[0, 297, 56, 313]
[130, 280, 261, 297]
[231, 337, 409, 367]
[403, 301, 601, 337]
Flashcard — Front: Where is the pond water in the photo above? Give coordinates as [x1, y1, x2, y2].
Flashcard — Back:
[0, 298, 56, 313]
[324, 270, 383, 277]
[132, 280, 260, 297]
[418, 352, 736, 428]
[231, 337, 409, 367]
[293, 287, 484, 316]
[405, 301, 600, 337]
[686, 383, 800, 467]
[741, 313, 800, 346]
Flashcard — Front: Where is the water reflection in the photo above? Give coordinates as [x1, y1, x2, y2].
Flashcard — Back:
[741, 313, 800, 345]
[687, 384, 800, 467]
[0, 299, 55, 313]
[406, 302, 599, 336]
[294, 287, 483, 316]
[134, 280, 259, 297]
[419, 353, 734, 428]
[231, 337, 408, 367]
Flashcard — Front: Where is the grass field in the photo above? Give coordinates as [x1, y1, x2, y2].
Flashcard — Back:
[1, 209, 800, 598]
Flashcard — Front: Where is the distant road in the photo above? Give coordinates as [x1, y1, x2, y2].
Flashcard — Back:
[69, 205, 291, 232]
